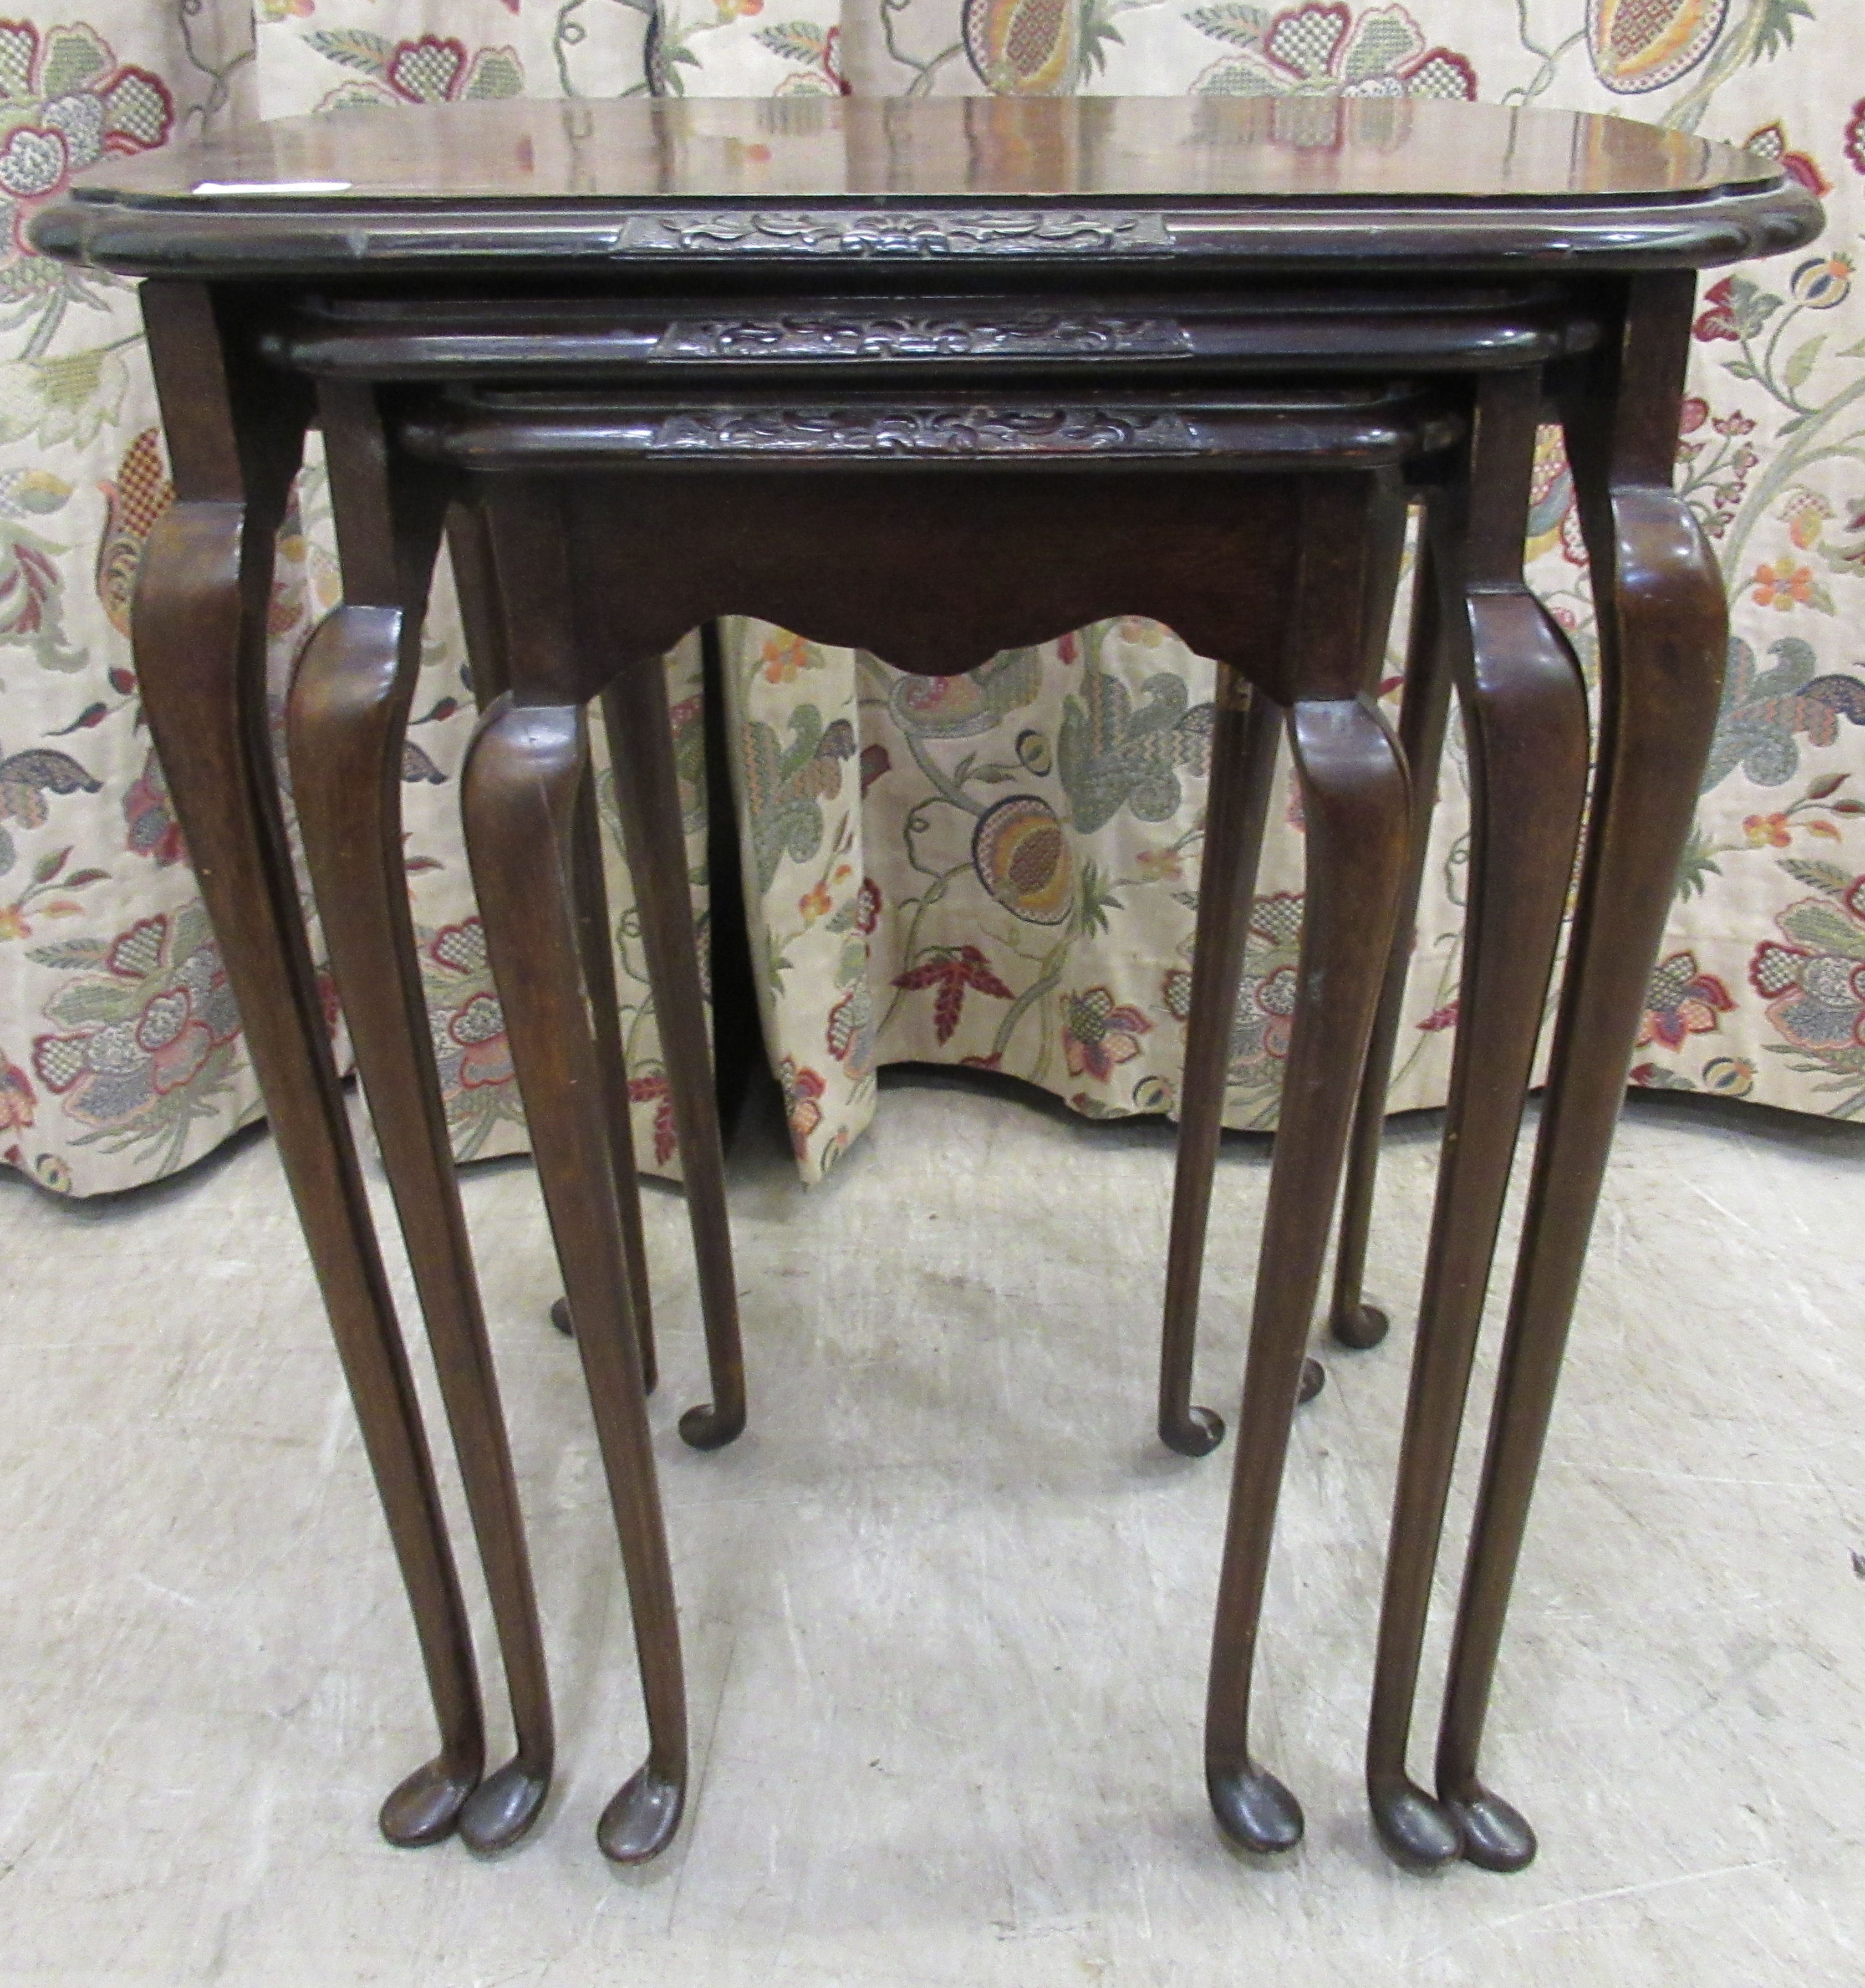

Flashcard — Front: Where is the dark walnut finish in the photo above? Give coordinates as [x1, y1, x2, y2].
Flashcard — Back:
[410, 383, 1436, 1865]
[130, 286, 488, 1850]
[39, 96, 1808, 275]
[34, 96, 1817, 1876]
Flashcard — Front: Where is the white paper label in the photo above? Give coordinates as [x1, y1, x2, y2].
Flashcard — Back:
[191, 179, 353, 196]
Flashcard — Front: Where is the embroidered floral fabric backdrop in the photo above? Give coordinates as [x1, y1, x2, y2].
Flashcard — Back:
[1, 0, 1861, 1198]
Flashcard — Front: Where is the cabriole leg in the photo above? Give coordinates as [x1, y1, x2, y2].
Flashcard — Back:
[1434, 273, 1728, 1872]
[567, 759, 661, 1398]
[463, 693, 689, 1863]
[1329, 524, 1453, 1352]
[1161, 478, 1409, 1449]
[138, 284, 484, 1844]
[447, 502, 659, 1380]
[1203, 475, 1410, 1853]
[602, 661, 748, 1451]
[289, 384, 556, 1852]
[1157, 678, 1282, 1457]
[1363, 371, 1589, 1870]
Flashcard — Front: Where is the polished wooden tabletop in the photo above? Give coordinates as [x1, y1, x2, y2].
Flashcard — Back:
[34, 97, 1819, 279]
[58, 96, 1780, 205]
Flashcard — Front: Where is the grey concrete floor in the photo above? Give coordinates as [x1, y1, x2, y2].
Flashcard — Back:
[1, 1070, 1861, 1986]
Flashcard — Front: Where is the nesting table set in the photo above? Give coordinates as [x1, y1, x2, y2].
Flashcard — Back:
[35, 95, 1818, 1877]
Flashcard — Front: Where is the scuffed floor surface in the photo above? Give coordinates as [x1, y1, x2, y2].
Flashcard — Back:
[2, 1072, 1861, 1986]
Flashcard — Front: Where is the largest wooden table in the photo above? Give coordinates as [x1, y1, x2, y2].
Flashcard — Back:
[34, 96, 1818, 1875]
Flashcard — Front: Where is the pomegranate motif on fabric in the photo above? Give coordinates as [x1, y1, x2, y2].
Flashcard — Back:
[94, 429, 171, 640]
[964, 0, 1082, 94]
[1586, 0, 1728, 94]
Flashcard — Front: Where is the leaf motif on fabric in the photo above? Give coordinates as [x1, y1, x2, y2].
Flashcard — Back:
[462, 47, 524, 100]
[757, 21, 831, 63]
[1057, 666, 1214, 835]
[1777, 896, 1865, 961]
[24, 936, 108, 970]
[1185, 3, 1270, 48]
[401, 738, 446, 785]
[892, 944, 1015, 1044]
[887, 649, 1041, 740]
[0, 745, 101, 829]
[306, 29, 396, 78]
[1339, 4, 1423, 84]
[740, 704, 853, 893]
[39, 22, 112, 99]
[1781, 858, 1853, 893]
[1704, 635, 1865, 790]
[43, 975, 142, 1028]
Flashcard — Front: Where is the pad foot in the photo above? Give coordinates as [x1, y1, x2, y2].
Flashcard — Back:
[1448, 1786, 1537, 1872]
[379, 1755, 475, 1848]
[1331, 1302, 1389, 1350]
[597, 1762, 685, 1864]
[460, 1757, 549, 1853]
[1207, 1762, 1304, 1857]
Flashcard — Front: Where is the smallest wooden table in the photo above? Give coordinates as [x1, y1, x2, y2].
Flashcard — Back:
[34, 95, 1817, 1874]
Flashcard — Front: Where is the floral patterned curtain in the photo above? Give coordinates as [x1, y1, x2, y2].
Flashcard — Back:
[1, 1, 1860, 1200]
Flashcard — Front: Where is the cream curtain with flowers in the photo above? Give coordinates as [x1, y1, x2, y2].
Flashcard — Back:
[1, 0, 1861, 1198]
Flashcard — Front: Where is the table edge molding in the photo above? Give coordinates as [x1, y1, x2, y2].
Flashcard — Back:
[30, 182, 1823, 278]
